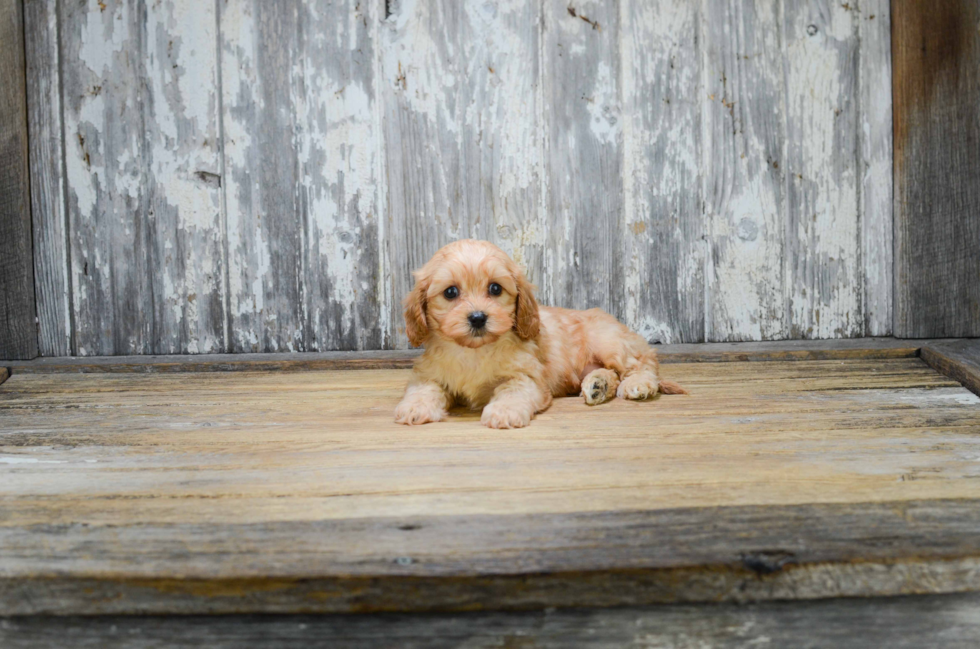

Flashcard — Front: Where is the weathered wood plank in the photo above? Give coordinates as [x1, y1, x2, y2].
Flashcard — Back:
[893, 0, 980, 337]
[61, 0, 226, 356]
[2, 360, 980, 613]
[3, 349, 420, 374]
[2, 500, 980, 615]
[28, 0, 903, 354]
[24, 0, 72, 357]
[142, 0, 225, 354]
[0, 0, 38, 360]
[61, 0, 149, 356]
[0, 361, 968, 527]
[859, 0, 893, 336]
[921, 339, 980, 397]
[299, 0, 386, 352]
[542, 0, 623, 317]
[220, 0, 300, 353]
[4, 592, 980, 648]
[701, 0, 787, 341]
[655, 336, 925, 362]
[0, 338, 932, 374]
[221, 0, 385, 353]
[620, 0, 704, 343]
[382, 0, 545, 347]
[783, 0, 861, 338]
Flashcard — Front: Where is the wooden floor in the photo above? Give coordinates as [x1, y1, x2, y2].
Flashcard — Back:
[2, 353, 980, 615]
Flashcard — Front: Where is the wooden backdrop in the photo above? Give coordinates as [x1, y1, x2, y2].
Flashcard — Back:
[25, 0, 894, 356]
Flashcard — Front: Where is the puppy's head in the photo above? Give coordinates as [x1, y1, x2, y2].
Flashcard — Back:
[404, 240, 539, 348]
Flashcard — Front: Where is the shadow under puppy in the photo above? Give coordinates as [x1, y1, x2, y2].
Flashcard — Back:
[395, 240, 687, 429]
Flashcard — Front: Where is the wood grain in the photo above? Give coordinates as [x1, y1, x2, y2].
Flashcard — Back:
[543, 0, 623, 319]
[3, 502, 980, 615]
[893, 0, 980, 337]
[382, 0, 545, 347]
[656, 337, 928, 363]
[783, 0, 861, 338]
[61, 0, 149, 356]
[2, 359, 980, 613]
[4, 592, 980, 648]
[859, 0, 893, 336]
[3, 349, 421, 374]
[59, 0, 224, 356]
[620, 0, 704, 344]
[221, 0, 385, 353]
[0, 0, 38, 360]
[1, 338, 930, 374]
[142, 0, 225, 355]
[24, 0, 72, 357]
[701, 0, 787, 341]
[24, 0, 901, 352]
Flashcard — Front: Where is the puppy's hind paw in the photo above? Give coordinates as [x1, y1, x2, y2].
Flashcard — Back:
[616, 372, 659, 401]
[584, 377, 608, 405]
[581, 369, 619, 406]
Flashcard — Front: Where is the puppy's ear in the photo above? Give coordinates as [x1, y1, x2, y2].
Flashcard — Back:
[513, 269, 540, 340]
[403, 276, 430, 347]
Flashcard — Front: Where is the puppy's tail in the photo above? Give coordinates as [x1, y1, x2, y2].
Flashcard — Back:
[658, 380, 689, 395]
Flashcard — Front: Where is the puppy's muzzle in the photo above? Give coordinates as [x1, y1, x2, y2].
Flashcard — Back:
[467, 311, 488, 332]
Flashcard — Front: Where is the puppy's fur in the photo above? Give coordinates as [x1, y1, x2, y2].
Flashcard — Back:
[394, 240, 687, 429]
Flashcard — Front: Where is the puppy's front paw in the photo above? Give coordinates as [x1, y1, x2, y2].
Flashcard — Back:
[394, 399, 446, 426]
[581, 369, 619, 406]
[616, 372, 659, 401]
[481, 401, 532, 429]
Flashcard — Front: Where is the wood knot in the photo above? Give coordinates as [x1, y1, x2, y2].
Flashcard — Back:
[194, 171, 221, 187]
[741, 550, 796, 575]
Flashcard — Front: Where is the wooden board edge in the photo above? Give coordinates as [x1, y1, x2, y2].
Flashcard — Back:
[656, 347, 920, 363]
[4, 498, 980, 615]
[1, 339, 933, 374]
[4, 591, 980, 647]
[0, 0, 39, 361]
[2, 556, 979, 616]
[2, 351, 424, 374]
[920, 341, 980, 397]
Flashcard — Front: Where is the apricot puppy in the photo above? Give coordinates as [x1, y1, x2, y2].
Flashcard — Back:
[394, 240, 687, 429]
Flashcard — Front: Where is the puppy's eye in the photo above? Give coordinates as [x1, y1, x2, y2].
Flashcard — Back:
[443, 286, 459, 300]
[488, 283, 503, 296]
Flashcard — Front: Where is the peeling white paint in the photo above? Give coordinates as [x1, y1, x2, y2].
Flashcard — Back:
[621, 0, 701, 343]
[702, 0, 790, 342]
[586, 62, 621, 145]
[77, 2, 127, 75]
[43, 0, 895, 354]
[65, 94, 104, 220]
[383, 0, 459, 135]
[859, 0, 894, 336]
[784, 0, 860, 338]
[144, 0, 223, 353]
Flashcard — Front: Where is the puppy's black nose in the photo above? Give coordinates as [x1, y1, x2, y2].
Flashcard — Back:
[468, 311, 488, 330]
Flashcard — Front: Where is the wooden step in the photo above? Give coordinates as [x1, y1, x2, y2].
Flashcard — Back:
[1, 341, 979, 616]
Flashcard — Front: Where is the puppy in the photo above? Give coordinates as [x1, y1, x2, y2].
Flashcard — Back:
[394, 240, 687, 429]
